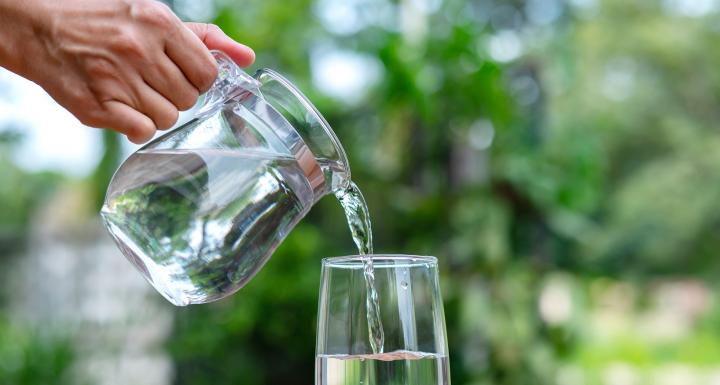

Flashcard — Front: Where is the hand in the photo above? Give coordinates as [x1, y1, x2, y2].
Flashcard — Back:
[0, 0, 255, 143]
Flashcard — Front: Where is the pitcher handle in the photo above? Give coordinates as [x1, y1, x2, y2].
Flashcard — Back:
[197, 50, 261, 114]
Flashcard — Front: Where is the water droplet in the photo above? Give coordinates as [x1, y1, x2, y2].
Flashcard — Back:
[401, 281, 408, 289]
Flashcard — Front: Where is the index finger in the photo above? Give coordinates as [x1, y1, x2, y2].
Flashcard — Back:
[184, 23, 256, 67]
[164, 23, 218, 92]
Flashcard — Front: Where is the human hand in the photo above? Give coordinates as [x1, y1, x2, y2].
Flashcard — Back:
[0, 0, 255, 143]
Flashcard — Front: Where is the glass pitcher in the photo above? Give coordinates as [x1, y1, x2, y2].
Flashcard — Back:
[100, 51, 350, 306]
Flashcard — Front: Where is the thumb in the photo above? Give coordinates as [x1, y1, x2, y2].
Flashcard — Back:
[184, 23, 256, 67]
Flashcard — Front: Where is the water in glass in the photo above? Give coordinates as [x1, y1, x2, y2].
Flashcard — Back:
[316, 351, 450, 385]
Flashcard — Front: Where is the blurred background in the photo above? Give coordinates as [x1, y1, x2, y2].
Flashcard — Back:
[2, 0, 720, 383]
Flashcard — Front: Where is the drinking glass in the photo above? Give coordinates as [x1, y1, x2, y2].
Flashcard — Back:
[316, 255, 450, 385]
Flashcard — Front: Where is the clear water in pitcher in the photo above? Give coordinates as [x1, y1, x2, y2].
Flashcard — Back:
[101, 148, 315, 306]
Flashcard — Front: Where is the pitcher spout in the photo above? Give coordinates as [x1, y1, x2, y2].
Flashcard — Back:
[253, 68, 351, 200]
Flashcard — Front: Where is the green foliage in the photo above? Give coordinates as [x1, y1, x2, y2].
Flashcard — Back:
[164, 1, 720, 384]
[0, 137, 62, 254]
[4, 0, 720, 384]
[0, 317, 77, 385]
[168, 0, 536, 383]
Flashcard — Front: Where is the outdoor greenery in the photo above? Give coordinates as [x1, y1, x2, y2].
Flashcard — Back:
[3, 0, 720, 384]
[0, 315, 76, 385]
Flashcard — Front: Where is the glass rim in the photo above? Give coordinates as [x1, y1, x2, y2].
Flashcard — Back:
[322, 254, 438, 269]
[253, 68, 350, 176]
